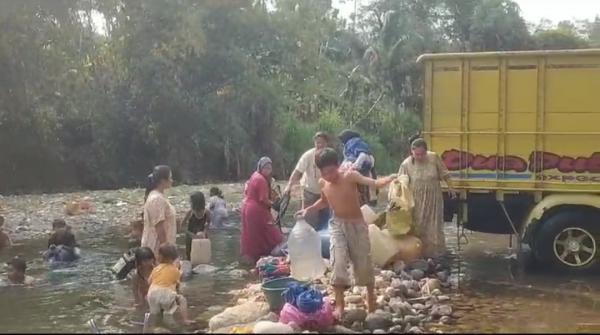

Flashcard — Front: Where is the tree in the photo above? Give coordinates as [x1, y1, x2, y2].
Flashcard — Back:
[469, 0, 532, 51]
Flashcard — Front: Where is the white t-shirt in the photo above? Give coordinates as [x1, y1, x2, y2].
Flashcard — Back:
[295, 148, 321, 195]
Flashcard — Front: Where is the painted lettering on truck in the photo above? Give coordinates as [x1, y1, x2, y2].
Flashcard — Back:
[442, 150, 600, 183]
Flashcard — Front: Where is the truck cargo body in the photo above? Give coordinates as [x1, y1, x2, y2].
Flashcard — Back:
[418, 49, 600, 271]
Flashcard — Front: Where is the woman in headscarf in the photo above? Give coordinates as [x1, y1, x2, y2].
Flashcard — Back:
[240, 157, 284, 265]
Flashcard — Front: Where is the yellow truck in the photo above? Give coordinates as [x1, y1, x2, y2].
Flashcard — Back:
[417, 49, 600, 272]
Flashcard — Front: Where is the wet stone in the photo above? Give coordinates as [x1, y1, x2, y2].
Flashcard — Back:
[407, 326, 424, 334]
[410, 269, 425, 281]
[431, 304, 453, 318]
[440, 316, 452, 324]
[373, 330, 387, 334]
[365, 312, 393, 331]
[343, 308, 367, 326]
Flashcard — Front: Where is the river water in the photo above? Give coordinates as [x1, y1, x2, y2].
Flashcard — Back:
[0, 185, 599, 333]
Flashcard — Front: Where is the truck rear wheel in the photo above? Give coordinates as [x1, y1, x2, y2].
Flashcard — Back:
[535, 211, 599, 272]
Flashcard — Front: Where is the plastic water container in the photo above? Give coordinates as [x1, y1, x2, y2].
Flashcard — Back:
[288, 219, 325, 281]
[361, 205, 378, 225]
[190, 238, 211, 266]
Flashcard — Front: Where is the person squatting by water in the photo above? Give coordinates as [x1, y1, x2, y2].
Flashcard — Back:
[182, 191, 210, 261]
[299, 148, 396, 319]
[146, 243, 194, 327]
[208, 187, 229, 229]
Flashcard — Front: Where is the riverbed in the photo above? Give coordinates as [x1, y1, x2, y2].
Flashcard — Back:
[0, 185, 599, 333]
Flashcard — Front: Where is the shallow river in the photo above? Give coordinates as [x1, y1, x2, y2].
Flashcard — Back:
[0, 185, 598, 333]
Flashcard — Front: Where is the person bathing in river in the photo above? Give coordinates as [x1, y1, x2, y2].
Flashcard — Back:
[132, 247, 155, 308]
[182, 191, 211, 261]
[142, 165, 177, 257]
[208, 187, 229, 229]
[240, 157, 284, 265]
[6, 256, 34, 286]
[298, 148, 396, 318]
[338, 129, 378, 206]
[283, 131, 330, 229]
[45, 219, 80, 263]
[147, 243, 194, 327]
[0, 216, 12, 251]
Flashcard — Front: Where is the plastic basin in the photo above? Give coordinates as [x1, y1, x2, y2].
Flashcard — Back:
[261, 277, 303, 312]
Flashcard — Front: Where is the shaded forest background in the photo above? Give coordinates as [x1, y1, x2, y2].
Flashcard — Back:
[1, 0, 600, 194]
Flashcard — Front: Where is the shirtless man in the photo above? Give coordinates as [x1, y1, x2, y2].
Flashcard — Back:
[299, 148, 395, 317]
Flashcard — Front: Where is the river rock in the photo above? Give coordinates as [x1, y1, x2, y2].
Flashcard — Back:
[407, 326, 424, 334]
[351, 321, 363, 332]
[389, 299, 414, 316]
[392, 318, 404, 326]
[392, 260, 405, 273]
[410, 269, 425, 281]
[404, 315, 422, 326]
[389, 325, 404, 334]
[436, 271, 448, 282]
[431, 289, 442, 296]
[343, 308, 367, 325]
[412, 303, 426, 311]
[375, 277, 388, 289]
[208, 301, 269, 331]
[431, 304, 453, 318]
[229, 269, 249, 278]
[421, 279, 442, 294]
[253, 321, 294, 333]
[380, 270, 395, 281]
[193, 264, 217, 275]
[346, 295, 363, 304]
[408, 259, 428, 272]
[365, 312, 393, 331]
[334, 325, 360, 334]
[406, 289, 419, 299]
[439, 316, 451, 325]
[437, 295, 450, 302]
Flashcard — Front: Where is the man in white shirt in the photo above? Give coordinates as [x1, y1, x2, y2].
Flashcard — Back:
[283, 132, 330, 228]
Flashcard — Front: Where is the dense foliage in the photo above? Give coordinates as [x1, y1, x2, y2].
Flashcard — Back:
[1, 0, 598, 193]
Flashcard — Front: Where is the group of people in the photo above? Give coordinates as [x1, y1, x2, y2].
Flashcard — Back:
[0, 128, 454, 326]
[238, 130, 455, 318]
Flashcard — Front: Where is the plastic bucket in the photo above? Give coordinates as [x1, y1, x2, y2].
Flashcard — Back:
[261, 277, 303, 312]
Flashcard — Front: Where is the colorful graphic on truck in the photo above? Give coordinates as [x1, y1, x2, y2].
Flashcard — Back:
[442, 150, 600, 183]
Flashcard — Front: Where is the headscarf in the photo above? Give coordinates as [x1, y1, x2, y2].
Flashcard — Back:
[338, 129, 361, 144]
[257, 156, 272, 172]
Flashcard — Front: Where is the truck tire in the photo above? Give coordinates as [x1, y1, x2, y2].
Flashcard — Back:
[534, 211, 599, 273]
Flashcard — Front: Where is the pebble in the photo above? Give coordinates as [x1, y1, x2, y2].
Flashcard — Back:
[365, 312, 394, 331]
[437, 295, 450, 302]
[392, 318, 404, 326]
[410, 269, 425, 281]
[421, 278, 442, 294]
[333, 325, 360, 334]
[343, 308, 367, 325]
[440, 316, 451, 324]
[431, 304, 453, 318]
[407, 326, 424, 334]
[389, 325, 404, 333]
[404, 315, 421, 325]
[346, 295, 363, 304]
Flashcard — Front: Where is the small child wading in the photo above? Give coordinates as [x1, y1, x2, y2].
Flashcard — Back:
[182, 192, 211, 261]
[300, 148, 395, 319]
[132, 247, 155, 307]
[208, 187, 229, 229]
[147, 244, 194, 326]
